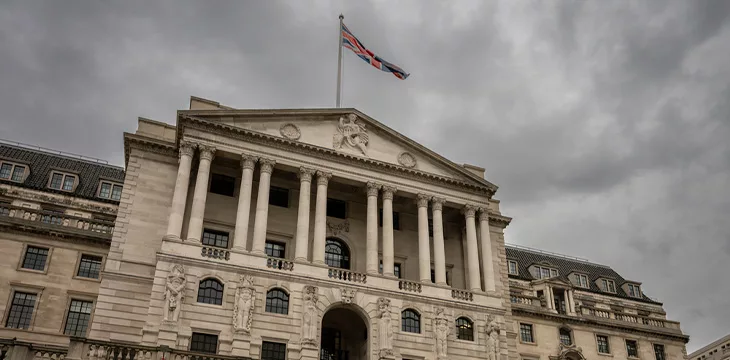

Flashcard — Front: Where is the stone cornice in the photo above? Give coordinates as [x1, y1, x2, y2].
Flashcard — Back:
[489, 213, 512, 228]
[123, 132, 177, 166]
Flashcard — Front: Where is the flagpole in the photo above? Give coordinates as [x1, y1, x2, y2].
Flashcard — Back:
[336, 14, 344, 108]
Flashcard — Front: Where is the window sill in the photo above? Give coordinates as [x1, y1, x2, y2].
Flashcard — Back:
[519, 341, 538, 346]
[598, 352, 613, 357]
[17, 267, 48, 275]
[453, 338, 476, 345]
[261, 311, 290, 319]
[73, 275, 101, 283]
[194, 302, 225, 309]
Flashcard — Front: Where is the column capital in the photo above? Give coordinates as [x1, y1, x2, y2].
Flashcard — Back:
[462, 204, 477, 218]
[198, 145, 216, 161]
[431, 197, 446, 211]
[416, 193, 430, 208]
[259, 158, 276, 174]
[381, 186, 397, 200]
[478, 207, 490, 222]
[298, 167, 316, 182]
[240, 154, 258, 170]
[316, 171, 332, 186]
[366, 182, 381, 197]
[179, 141, 196, 158]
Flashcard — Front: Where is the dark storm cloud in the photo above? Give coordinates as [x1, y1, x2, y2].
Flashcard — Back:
[1, 0, 728, 351]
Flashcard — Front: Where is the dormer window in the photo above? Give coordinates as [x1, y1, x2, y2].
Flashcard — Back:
[599, 279, 616, 293]
[508, 260, 519, 275]
[572, 273, 589, 288]
[49, 171, 77, 192]
[0, 161, 27, 183]
[627, 283, 642, 298]
[98, 181, 123, 201]
[533, 265, 558, 279]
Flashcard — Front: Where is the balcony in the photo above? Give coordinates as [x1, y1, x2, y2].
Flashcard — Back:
[0, 204, 114, 242]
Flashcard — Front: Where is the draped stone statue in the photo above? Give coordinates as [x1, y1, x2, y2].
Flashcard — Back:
[486, 315, 501, 360]
[434, 307, 450, 359]
[333, 113, 369, 156]
[163, 264, 185, 322]
[233, 274, 255, 333]
[377, 298, 394, 359]
[301, 286, 319, 347]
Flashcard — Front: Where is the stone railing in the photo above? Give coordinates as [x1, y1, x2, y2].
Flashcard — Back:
[451, 289, 474, 302]
[86, 342, 156, 360]
[266, 258, 294, 271]
[398, 280, 422, 293]
[0, 339, 67, 360]
[581, 306, 680, 329]
[32, 349, 67, 360]
[0, 204, 114, 239]
[328, 269, 367, 283]
[510, 293, 538, 306]
[201, 247, 230, 261]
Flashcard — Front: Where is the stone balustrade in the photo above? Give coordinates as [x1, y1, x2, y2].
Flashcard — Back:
[451, 289, 474, 301]
[581, 306, 680, 330]
[0, 203, 114, 239]
[201, 247, 230, 261]
[32, 349, 67, 360]
[328, 269, 367, 283]
[266, 258, 294, 271]
[398, 280, 422, 293]
[510, 293, 538, 306]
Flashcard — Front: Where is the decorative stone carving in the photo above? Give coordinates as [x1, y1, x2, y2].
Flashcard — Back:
[259, 158, 276, 174]
[557, 343, 584, 360]
[301, 286, 319, 347]
[198, 145, 216, 161]
[486, 315, 500, 360]
[434, 308, 450, 359]
[397, 152, 417, 168]
[298, 167, 316, 182]
[366, 182, 381, 197]
[463, 204, 477, 218]
[163, 264, 186, 323]
[478, 207, 490, 222]
[233, 274, 255, 333]
[431, 197, 445, 211]
[179, 141, 196, 158]
[241, 154, 258, 170]
[333, 113, 369, 156]
[316, 171, 332, 186]
[341, 288, 355, 305]
[381, 186, 397, 201]
[326, 219, 350, 236]
[377, 298, 394, 358]
[279, 123, 301, 140]
[416, 193, 430, 208]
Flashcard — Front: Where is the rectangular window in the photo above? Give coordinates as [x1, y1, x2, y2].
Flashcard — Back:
[534, 266, 557, 279]
[261, 341, 286, 360]
[190, 333, 218, 354]
[327, 198, 347, 219]
[379, 260, 402, 279]
[0, 162, 25, 182]
[41, 208, 64, 225]
[210, 174, 235, 197]
[11, 165, 25, 182]
[654, 344, 665, 360]
[202, 229, 229, 248]
[111, 184, 123, 201]
[541, 268, 550, 279]
[626, 340, 639, 358]
[98, 182, 124, 200]
[628, 284, 641, 298]
[50, 173, 63, 189]
[5, 292, 37, 329]
[269, 186, 289, 207]
[377, 209, 400, 230]
[575, 274, 589, 288]
[22, 246, 49, 271]
[62, 175, 76, 191]
[76, 254, 103, 279]
[0, 163, 11, 179]
[265, 241, 286, 259]
[597, 335, 611, 354]
[519, 323, 534, 343]
[64, 300, 93, 336]
[600, 279, 616, 293]
[508, 260, 518, 275]
[550, 269, 559, 277]
[49, 172, 76, 191]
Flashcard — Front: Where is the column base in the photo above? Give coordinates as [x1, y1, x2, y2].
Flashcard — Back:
[420, 279, 433, 284]
[162, 234, 181, 242]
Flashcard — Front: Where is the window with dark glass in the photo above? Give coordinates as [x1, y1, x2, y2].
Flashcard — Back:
[190, 333, 218, 354]
[265, 241, 286, 259]
[559, 328, 572, 346]
[574, 273, 589, 288]
[11, 165, 25, 182]
[22, 246, 49, 271]
[202, 229, 229, 248]
[265, 288, 289, 314]
[0, 163, 11, 179]
[197, 279, 224, 305]
[64, 300, 93, 336]
[456, 317, 474, 341]
[77, 254, 102, 279]
[111, 184, 123, 201]
[628, 284, 641, 298]
[401, 309, 420, 333]
[209, 173, 235, 197]
[378, 209, 400, 230]
[269, 186, 289, 207]
[98, 182, 123, 201]
[5, 292, 36, 329]
[327, 198, 347, 219]
[325, 238, 350, 269]
[519, 323, 534, 343]
[654, 344, 665, 360]
[600, 279, 616, 293]
[508, 260, 518, 275]
[626, 340, 639, 358]
[379, 260, 401, 279]
[62, 175, 76, 191]
[0, 162, 25, 183]
[41, 207, 64, 225]
[597, 335, 610, 354]
[430, 269, 451, 286]
[50, 173, 64, 189]
[261, 341, 286, 360]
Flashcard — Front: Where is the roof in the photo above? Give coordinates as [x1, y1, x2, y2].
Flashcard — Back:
[688, 333, 730, 358]
[0, 143, 125, 203]
[506, 245, 661, 305]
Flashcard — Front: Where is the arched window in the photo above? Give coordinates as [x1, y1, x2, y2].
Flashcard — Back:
[324, 238, 350, 269]
[456, 317, 474, 341]
[559, 327, 573, 346]
[265, 288, 289, 314]
[197, 278, 224, 305]
[401, 309, 421, 333]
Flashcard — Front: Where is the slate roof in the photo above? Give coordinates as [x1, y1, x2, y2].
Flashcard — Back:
[506, 245, 661, 305]
[0, 144, 125, 203]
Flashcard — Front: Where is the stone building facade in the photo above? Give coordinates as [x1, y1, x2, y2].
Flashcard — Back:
[689, 334, 730, 360]
[0, 96, 689, 360]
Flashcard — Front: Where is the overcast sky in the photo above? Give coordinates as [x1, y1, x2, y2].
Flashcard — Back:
[1, 0, 728, 352]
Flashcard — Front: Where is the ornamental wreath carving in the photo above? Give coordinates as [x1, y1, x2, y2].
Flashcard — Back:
[377, 298, 394, 359]
[163, 264, 186, 323]
[279, 123, 301, 140]
[434, 308, 450, 359]
[486, 315, 501, 360]
[301, 286, 319, 347]
[397, 152, 417, 168]
[233, 274, 255, 334]
[333, 113, 369, 156]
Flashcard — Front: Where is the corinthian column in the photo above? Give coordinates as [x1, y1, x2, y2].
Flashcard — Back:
[431, 197, 447, 285]
[478, 207, 495, 292]
[417, 194, 431, 282]
[463, 205, 482, 291]
[251, 158, 276, 254]
[381, 186, 397, 277]
[186, 145, 215, 243]
[311, 171, 331, 264]
[366, 182, 380, 274]
[294, 167, 316, 261]
[164, 141, 195, 241]
[232, 154, 258, 252]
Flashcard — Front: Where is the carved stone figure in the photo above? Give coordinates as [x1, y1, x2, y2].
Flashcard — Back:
[333, 114, 369, 156]
[434, 308, 450, 359]
[301, 286, 319, 347]
[233, 274, 255, 333]
[377, 298, 394, 358]
[341, 288, 355, 305]
[486, 315, 501, 360]
[163, 264, 186, 322]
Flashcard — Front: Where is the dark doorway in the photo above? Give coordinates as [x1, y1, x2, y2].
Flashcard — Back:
[320, 307, 368, 360]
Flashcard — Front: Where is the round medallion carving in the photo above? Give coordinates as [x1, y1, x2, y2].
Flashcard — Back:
[279, 123, 301, 140]
[397, 152, 417, 168]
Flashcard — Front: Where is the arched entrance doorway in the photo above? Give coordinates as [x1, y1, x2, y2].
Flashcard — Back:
[320, 305, 368, 360]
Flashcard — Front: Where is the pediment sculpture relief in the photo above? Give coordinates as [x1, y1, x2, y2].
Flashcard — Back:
[333, 114, 369, 156]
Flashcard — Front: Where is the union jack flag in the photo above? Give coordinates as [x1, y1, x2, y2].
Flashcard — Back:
[341, 23, 410, 80]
